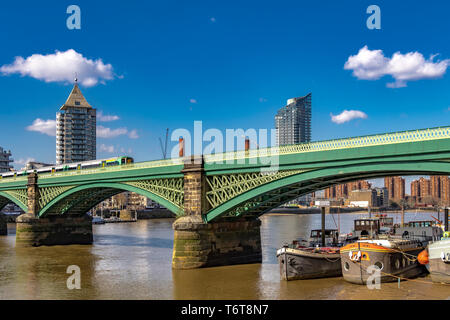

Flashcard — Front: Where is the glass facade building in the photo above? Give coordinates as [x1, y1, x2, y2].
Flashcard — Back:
[56, 82, 96, 164]
[275, 93, 311, 146]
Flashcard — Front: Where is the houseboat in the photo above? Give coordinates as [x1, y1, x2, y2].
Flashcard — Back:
[427, 233, 450, 284]
[418, 229, 450, 284]
[277, 229, 341, 280]
[340, 220, 442, 284]
[340, 237, 426, 284]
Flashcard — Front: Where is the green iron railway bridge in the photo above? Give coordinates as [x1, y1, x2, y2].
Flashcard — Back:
[1, 126, 450, 223]
[3, 125, 450, 268]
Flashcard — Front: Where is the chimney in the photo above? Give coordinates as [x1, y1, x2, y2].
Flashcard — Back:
[179, 138, 185, 157]
[245, 138, 250, 152]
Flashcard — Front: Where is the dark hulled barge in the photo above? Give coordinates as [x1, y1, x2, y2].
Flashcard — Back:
[277, 229, 341, 280]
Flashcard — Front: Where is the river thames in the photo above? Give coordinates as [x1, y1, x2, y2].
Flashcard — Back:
[0, 212, 448, 300]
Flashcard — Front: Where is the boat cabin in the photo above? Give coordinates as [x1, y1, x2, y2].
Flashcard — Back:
[405, 220, 434, 228]
[353, 218, 381, 238]
[394, 220, 442, 243]
[308, 229, 339, 247]
[379, 216, 394, 228]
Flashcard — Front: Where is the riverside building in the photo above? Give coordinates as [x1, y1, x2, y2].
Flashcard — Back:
[275, 93, 311, 146]
[0, 147, 13, 172]
[56, 80, 96, 164]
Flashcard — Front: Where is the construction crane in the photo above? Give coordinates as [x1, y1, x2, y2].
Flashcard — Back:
[159, 128, 169, 159]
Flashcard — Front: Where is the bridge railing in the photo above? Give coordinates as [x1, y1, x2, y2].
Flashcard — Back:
[203, 126, 450, 163]
[1, 126, 449, 182]
[0, 158, 184, 182]
[36, 158, 184, 179]
[0, 176, 28, 184]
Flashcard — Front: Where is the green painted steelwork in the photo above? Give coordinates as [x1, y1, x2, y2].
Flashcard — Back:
[38, 181, 184, 217]
[0, 190, 28, 212]
[203, 161, 450, 222]
[0, 126, 449, 221]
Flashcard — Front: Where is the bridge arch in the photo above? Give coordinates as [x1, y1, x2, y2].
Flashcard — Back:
[204, 160, 450, 222]
[0, 191, 28, 212]
[38, 182, 183, 218]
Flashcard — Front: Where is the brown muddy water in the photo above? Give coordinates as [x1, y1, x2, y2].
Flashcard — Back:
[0, 212, 448, 300]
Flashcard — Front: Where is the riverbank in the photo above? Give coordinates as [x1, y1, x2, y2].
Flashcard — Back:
[136, 208, 176, 219]
[0, 208, 176, 223]
[267, 207, 440, 215]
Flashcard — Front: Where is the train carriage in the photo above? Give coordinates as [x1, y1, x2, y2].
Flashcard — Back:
[0, 156, 134, 179]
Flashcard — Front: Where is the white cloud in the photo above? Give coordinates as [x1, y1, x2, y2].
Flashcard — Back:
[189, 99, 197, 104]
[97, 111, 120, 122]
[120, 147, 133, 154]
[15, 157, 36, 166]
[128, 129, 139, 139]
[96, 125, 128, 138]
[26, 119, 56, 136]
[97, 125, 139, 139]
[330, 110, 368, 124]
[26, 119, 138, 140]
[0, 49, 116, 87]
[99, 144, 115, 153]
[344, 46, 450, 88]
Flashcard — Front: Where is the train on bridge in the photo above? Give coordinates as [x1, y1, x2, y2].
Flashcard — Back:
[0, 156, 134, 179]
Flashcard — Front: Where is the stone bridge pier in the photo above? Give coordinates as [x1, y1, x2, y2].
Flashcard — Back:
[15, 173, 93, 247]
[172, 157, 262, 269]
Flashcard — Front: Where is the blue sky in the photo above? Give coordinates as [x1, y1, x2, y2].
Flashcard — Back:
[0, 1, 449, 191]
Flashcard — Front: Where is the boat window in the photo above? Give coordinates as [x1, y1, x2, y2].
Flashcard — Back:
[374, 261, 383, 270]
[344, 262, 350, 271]
[311, 230, 319, 237]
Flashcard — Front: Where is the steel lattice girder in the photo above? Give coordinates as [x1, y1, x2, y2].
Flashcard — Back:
[38, 186, 75, 211]
[205, 169, 307, 209]
[0, 189, 28, 212]
[203, 161, 450, 222]
[38, 180, 184, 217]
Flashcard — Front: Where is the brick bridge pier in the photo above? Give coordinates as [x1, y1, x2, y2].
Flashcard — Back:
[15, 173, 93, 247]
[172, 156, 262, 269]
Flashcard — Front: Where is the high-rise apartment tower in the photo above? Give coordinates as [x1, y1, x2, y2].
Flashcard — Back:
[275, 93, 311, 146]
[56, 80, 96, 164]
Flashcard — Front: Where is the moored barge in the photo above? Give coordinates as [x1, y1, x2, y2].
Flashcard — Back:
[277, 245, 341, 280]
[277, 228, 342, 280]
[418, 231, 450, 284]
[428, 235, 450, 284]
[340, 238, 426, 284]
